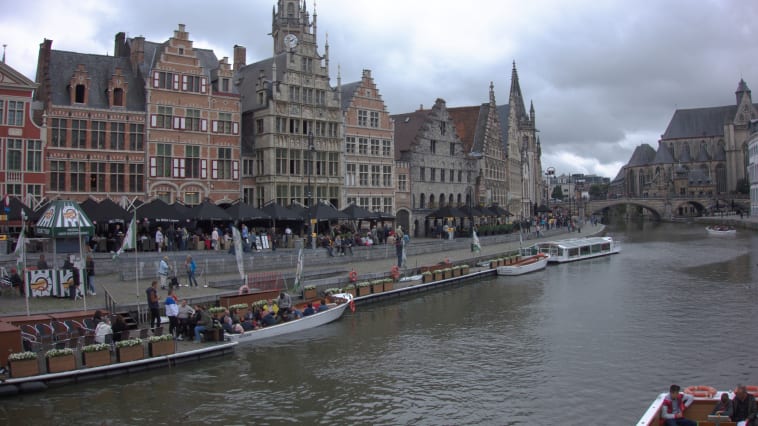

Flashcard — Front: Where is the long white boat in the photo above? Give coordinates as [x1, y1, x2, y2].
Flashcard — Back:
[224, 293, 353, 344]
[706, 225, 736, 236]
[525, 236, 620, 263]
[638, 386, 752, 425]
[496, 253, 550, 276]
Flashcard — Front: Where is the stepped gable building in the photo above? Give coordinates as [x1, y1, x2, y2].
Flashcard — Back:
[0, 60, 46, 208]
[237, 0, 344, 209]
[35, 38, 146, 205]
[35, 25, 242, 206]
[121, 25, 241, 205]
[615, 79, 757, 199]
[393, 98, 476, 237]
[496, 62, 542, 218]
[340, 69, 397, 218]
[447, 82, 508, 209]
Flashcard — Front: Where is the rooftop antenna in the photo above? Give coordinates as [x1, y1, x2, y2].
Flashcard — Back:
[2, 44, 6, 63]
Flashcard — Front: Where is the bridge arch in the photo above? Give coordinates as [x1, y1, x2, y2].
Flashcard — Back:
[588, 201, 662, 221]
[673, 200, 705, 217]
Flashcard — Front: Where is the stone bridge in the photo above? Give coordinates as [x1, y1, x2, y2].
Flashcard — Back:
[583, 196, 717, 220]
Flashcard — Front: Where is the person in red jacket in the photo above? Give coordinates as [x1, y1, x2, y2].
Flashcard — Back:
[661, 384, 696, 426]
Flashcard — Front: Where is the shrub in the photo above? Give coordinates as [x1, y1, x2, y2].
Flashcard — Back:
[115, 338, 142, 348]
[8, 351, 37, 361]
[82, 343, 110, 353]
[148, 334, 174, 343]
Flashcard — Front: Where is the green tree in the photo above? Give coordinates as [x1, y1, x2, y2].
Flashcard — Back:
[551, 185, 563, 200]
[589, 183, 608, 200]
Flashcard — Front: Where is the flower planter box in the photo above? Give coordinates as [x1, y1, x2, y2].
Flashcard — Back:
[371, 283, 384, 294]
[149, 340, 176, 357]
[303, 288, 317, 300]
[433, 271, 444, 281]
[343, 288, 356, 297]
[489, 261, 498, 269]
[83, 350, 111, 368]
[46, 354, 76, 373]
[443, 270, 452, 279]
[10, 359, 39, 378]
[357, 286, 371, 297]
[383, 281, 394, 291]
[422, 274, 433, 283]
[452, 268, 461, 277]
[461, 266, 470, 275]
[117, 345, 144, 363]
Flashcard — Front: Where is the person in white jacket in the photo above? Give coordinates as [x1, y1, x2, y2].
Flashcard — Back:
[95, 316, 113, 344]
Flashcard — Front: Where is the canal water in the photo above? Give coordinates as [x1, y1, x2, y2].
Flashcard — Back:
[3, 221, 757, 425]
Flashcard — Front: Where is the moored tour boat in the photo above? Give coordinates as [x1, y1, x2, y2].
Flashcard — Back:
[524, 236, 620, 263]
[224, 293, 353, 344]
[706, 225, 736, 235]
[496, 253, 550, 276]
[637, 386, 757, 425]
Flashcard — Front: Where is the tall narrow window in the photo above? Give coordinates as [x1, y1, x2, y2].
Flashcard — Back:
[289, 149, 301, 175]
[110, 163, 125, 192]
[382, 140, 391, 156]
[6, 139, 22, 171]
[358, 110, 368, 126]
[129, 164, 144, 192]
[371, 139, 380, 156]
[358, 138, 368, 155]
[217, 112, 233, 134]
[113, 88, 124, 106]
[7, 101, 24, 126]
[369, 111, 379, 128]
[92, 121, 106, 149]
[398, 174, 407, 191]
[0, 100, 4, 123]
[129, 124, 144, 151]
[186, 109, 201, 131]
[90, 162, 106, 192]
[276, 148, 288, 174]
[50, 161, 65, 191]
[70, 162, 86, 192]
[359, 164, 369, 186]
[156, 143, 172, 177]
[346, 163, 356, 186]
[371, 165, 380, 187]
[71, 119, 86, 148]
[111, 122, 125, 150]
[328, 153, 339, 176]
[52, 118, 67, 147]
[156, 106, 172, 129]
[383, 166, 392, 187]
[185, 145, 200, 178]
[75, 85, 85, 103]
[26, 140, 42, 172]
[346, 137, 356, 154]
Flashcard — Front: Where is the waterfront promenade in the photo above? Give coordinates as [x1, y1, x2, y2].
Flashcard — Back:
[0, 224, 608, 317]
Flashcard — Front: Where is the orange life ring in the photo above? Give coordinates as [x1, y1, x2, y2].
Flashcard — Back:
[683, 385, 717, 398]
[349, 270, 358, 282]
[390, 265, 400, 280]
[743, 385, 758, 396]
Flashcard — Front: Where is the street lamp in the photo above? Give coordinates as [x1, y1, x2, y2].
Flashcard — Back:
[545, 166, 555, 210]
[307, 132, 315, 250]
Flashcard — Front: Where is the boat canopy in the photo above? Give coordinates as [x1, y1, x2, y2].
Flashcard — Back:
[539, 237, 612, 249]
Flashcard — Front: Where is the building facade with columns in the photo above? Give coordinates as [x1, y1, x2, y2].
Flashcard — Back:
[238, 0, 343, 209]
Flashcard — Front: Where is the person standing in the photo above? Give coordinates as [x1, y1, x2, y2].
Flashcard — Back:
[158, 256, 170, 290]
[36, 254, 49, 270]
[395, 226, 404, 268]
[146, 281, 160, 330]
[155, 227, 164, 253]
[64, 256, 80, 300]
[661, 384, 696, 426]
[185, 255, 198, 287]
[9, 268, 23, 297]
[211, 227, 220, 250]
[277, 291, 292, 317]
[733, 384, 757, 426]
[164, 289, 179, 337]
[176, 300, 195, 340]
[85, 255, 96, 296]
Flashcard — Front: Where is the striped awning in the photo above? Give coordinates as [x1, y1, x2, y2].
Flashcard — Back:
[35, 200, 94, 237]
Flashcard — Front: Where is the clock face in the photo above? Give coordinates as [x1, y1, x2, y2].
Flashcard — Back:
[284, 34, 298, 49]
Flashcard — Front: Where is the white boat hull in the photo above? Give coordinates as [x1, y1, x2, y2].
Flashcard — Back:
[496, 255, 550, 276]
[706, 226, 736, 236]
[225, 294, 352, 344]
[526, 236, 621, 263]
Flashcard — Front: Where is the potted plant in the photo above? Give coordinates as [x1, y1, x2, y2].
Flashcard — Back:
[442, 268, 453, 279]
[382, 278, 394, 292]
[229, 303, 249, 319]
[116, 338, 144, 362]
[82, 343, 111, 367]
[370, 279, 384, 294]
[148, 334, 175, 357]
[422, 271, 433, 283]
[303, 285, 317, 300]
[356, 281, 371, 297]
[8, 351, 39, 378]
[461, 264, 470, 275]
[45, 348, 76, 373]
[489, 258, 498, 269]
[342, 283, 356, 297]
[452, 265, 461, 277]
[433, 269, 444, 281]
[208, 306, 226, 320]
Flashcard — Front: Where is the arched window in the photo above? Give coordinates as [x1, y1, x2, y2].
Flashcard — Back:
[449, 193, 454, 206]
[439, 193, 445, 207]
[419, 193, 425, 209]
[457, 193, 462, 206]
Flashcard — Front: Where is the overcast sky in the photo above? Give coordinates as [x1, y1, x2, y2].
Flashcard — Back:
[2, 0, 756, 179]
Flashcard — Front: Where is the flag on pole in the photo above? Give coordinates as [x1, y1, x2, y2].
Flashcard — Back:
[14, 227, 25, 275]
[293, 247, 304, 291]
[471, 230, 481, 253]
[232, 226, 244, 280]
[112, 213, 136, 259]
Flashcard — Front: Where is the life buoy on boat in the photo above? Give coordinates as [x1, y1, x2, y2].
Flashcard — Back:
[390, 265, 400, 281]
[683, 385, 717, 398]
[742, 385, 758, 396]
[349, 270, 358, 282]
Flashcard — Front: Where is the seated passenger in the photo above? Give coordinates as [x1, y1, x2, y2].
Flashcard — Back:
[303, 303, 316, 317]
[94, 316, 113, 344]
[732, 384, 757, 426]
[241, 319, 257, 331]
[712, 392, 734, 419]
[661, 384, 695, 426]
[261, 310, 278, 326]
[317, 298, 329, 312]
[221, 316, 235, 334]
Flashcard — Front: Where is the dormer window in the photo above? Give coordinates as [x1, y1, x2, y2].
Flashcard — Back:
[75, 84, 86, 103]
[113, 88, 124, 106]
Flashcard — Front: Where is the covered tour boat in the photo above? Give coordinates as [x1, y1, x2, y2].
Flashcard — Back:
[524, 236, 620, 263]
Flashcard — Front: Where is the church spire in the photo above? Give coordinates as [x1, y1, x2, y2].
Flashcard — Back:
[529, 100, 535, 126]
[489, 81, 496, 107]
[509, 61, 528, 122]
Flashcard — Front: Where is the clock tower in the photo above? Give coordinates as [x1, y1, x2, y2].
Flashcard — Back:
[272, 0, 317, 54]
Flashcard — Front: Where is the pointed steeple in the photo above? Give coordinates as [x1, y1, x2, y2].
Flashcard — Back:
[509, 61, 528, 122]
[489, 81, 496, 107]
[736, 78, 751, 105]
[529, 100, 535, 126]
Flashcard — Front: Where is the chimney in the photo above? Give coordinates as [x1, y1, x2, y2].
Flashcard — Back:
[233, 44, 246, 72]
[114, 32, 126, 57]
[130, 36, 144, 68]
